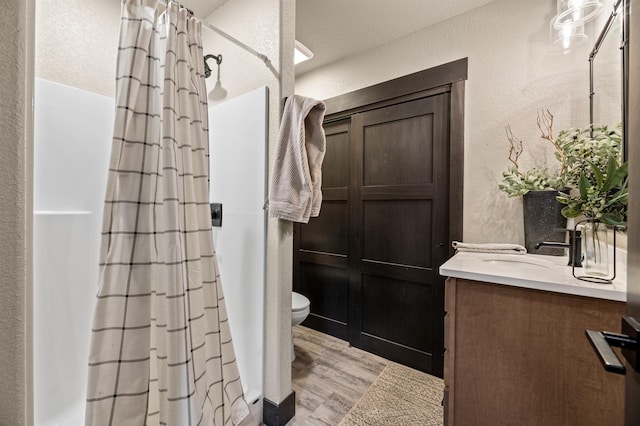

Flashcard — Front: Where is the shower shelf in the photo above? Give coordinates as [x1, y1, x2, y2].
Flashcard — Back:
[34, 210, 92, 215]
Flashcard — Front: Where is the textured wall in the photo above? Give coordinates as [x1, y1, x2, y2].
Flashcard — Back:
[296, 0, 620, 246]
[36, 0, 120, 97]
[0, 0, 34, 424]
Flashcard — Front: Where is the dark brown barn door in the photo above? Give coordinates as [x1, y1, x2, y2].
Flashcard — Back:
[293, 120, 351, 340]
[349, 94, 449, 375]
[293, 59, 466, 378]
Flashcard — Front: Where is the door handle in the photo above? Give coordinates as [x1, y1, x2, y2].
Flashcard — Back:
[585, 316, 640, 375]
[585, 330, 628, 374]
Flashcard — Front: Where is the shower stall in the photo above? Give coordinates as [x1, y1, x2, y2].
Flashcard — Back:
[33, 79, 267, 424]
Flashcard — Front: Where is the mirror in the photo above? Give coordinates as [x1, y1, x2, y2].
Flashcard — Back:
[589, 0, 629, 161]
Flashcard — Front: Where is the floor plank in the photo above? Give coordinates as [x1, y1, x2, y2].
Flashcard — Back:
[288, 326, 388, 425]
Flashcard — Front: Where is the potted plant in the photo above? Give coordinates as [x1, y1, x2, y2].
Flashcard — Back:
[555, 123, 627, 226]
[498, 110, 568, 255]
[552, 123, 626, 281]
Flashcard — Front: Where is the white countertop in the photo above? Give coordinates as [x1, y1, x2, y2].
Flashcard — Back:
[439, 251, 627, 302]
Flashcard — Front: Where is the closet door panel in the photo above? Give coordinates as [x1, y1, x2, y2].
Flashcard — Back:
[350, 94, 449, 376]
[362, 113, 434, 186]
[323, 124, 350, 188]
[362, 199, 433, 268]
[361, 273, 434, 363]
[297, 262, 349, 340]
[293, 119, 351, 341]
[299, 200, 348, 255]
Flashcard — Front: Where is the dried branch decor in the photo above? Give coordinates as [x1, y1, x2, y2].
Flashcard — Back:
[498, 110, 565, 198]
[537, 109, 567, 177]
[505, 124, 523, 169]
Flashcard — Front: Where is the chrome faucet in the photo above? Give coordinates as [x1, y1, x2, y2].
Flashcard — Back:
[535, 230, 583, 267]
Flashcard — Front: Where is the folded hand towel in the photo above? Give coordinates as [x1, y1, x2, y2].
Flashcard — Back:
[452, 241, 527, 254]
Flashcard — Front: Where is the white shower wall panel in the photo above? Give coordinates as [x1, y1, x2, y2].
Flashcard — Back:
[208, 86, 268, 409]
[34, 212, 98, 426]
[34, 79, 112, 213]
[34, 78, 113, 425]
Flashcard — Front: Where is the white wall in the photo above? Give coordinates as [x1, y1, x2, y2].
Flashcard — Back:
[296, 0, 621, 246]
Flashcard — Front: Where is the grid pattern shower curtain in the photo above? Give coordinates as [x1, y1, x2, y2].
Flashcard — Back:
[85, 1, 249, 425]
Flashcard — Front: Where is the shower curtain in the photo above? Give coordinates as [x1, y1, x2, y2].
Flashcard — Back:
[85, 1, 249, 425]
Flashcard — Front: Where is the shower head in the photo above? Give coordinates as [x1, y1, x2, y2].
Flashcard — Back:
[205, 53, 227, 101]
[204, 54, 222, 78]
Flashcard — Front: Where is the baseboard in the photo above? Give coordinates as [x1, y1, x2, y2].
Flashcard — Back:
[262, 391, 295, 426]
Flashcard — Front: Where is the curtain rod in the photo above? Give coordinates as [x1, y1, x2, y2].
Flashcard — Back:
[162, 1, 278, 77]
[200, 19, 277, 77]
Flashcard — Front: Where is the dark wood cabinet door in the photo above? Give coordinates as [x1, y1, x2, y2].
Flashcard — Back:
[349, 94, 449, 376]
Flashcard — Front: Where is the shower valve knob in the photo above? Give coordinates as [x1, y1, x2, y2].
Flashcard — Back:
[210, 203, 222, 227]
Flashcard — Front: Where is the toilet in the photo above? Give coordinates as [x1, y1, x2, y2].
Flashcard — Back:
[291, 292, 311, 360]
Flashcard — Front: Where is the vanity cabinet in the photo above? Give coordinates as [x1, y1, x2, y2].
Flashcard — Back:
[443, 277, 625, 426]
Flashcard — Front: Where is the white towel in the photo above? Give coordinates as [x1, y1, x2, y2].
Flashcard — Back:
[452, 241, 527, 254]
[268, 95, 327, 223]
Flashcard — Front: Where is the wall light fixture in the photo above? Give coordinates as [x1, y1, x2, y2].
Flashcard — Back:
[294, 40, 314, 65]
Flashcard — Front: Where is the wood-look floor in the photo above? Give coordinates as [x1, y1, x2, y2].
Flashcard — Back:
[288, 325, 389, 425]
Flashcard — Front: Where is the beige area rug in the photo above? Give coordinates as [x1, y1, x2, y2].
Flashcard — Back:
[339, 362, 444, 425]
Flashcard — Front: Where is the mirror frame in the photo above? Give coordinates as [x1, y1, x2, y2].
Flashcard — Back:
[588, 0, 629, 162]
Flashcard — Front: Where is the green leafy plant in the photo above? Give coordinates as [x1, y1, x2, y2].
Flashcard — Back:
[556, 155, 628, 226]
[554, 123, 622, 187]
[499, 166, 564, 197]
